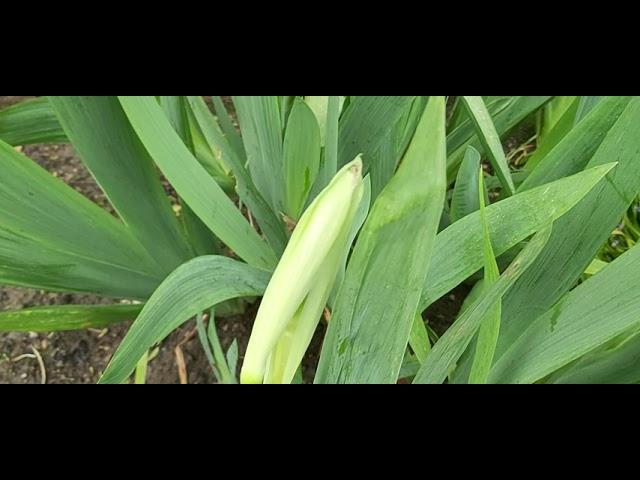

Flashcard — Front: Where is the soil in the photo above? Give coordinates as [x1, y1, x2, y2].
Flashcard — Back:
[0, 95, 470, 384]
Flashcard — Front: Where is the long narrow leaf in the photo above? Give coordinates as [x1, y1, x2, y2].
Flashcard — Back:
[233, 96, 284, 213]
[496, 97, 640, 360]
[160, 95, 221, 256]
[283, 98, 322, 219]
[0, 304, 143, 332]
[520, 96, 630, 191]
[468, 170, 501, 384]
[460, 96, 515, 196]
[187, 95, 288, 255]
[338, 96, 416, 171]
[0, 97, 67, 146]
[0, 140, 162, 298]
[118, 96, 277, 271]
[420, 162, 617, 311]
[99, 256, 271, 384]
[491, 243, 640, 384]
[49, 96, 194, 272]
[316, 96, 447, 384]
[447, 96, 552, 181]
[450, 146, 482, 223]
[413, 226, 552, 384]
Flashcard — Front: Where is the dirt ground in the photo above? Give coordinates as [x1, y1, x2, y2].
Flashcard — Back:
[0, 95, 469, 384]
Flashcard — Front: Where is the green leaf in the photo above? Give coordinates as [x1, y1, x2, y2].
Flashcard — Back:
[329, 176, 372, 308]
[520, 96, 631, 191]
[48, 96, 194, 272]
[159, 95, 222, 256]
[0, 140, 162, 298]
[574, 96, 605, 124]
[233, 96, 285, 213]
[312, 96, 341, 195]
[447, 96, 513, 148]
[447, 96, 552, 181]
[460, 96, 515, 196]
[540, 96, 578, 143]
[187, 95, 288, 256]
[364, 97, 429, 201]
[525, 97, 580, 172]
[166, 95, 233, 191]
[496, 97, 640, 362]
[491, 244, 640, 384]
[409, 314, 431, 364]
[118, 96, 278, 271]
[0, 304, 143, 332]
[305, 96, 329, 145]
[283, 98, 322, 220]
[0, 97, 67, 146]
[468, 170, 501, 384]
[413, 226, 552, 384]
[420, 162, 617, 311]
[316, 96, 447, 384]
[99, 256, 271, 384]
[226, 340, 239, 380]
[545, 326, 640, 384]
[450, 146, 482, 223]
[338, 96, 416, 171]
[211, 96, 246, 162]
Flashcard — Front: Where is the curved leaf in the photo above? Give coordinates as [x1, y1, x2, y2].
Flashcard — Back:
[99, 256, 270, 384]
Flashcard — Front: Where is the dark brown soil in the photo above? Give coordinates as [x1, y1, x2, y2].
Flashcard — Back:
[0, 95, 470, 385]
